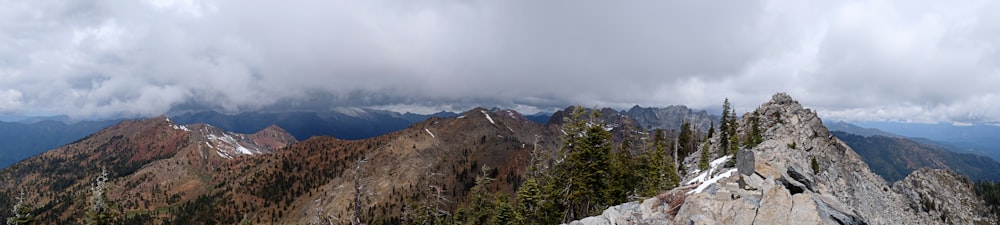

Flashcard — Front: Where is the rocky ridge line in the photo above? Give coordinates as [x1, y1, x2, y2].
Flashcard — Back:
[570, 93, 996, 225]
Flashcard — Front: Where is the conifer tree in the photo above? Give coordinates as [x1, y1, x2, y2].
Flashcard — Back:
[456, 165, 497, 225]
[548, 106, 616, 222]
[720, 99, 732, 154]
[645, 129, 681, 191]
[567, 113, 614, 220]
[678, 121, 694, 160]
[698, 141, 711, 171]
[707, 121, 715, 139]
[729, 133, 740, 156]
[745, 110, 763, 148]
[608, 119, 640, 201]
[515, 135, 560, 225]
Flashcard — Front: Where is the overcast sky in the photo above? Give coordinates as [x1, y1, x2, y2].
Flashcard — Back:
[1, 0, 999, 123]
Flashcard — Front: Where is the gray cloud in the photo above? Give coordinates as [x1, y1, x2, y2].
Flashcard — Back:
[0, 0, 998, 123]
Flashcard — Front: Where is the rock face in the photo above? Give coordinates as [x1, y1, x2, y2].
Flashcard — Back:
[570, 93, 997, 225]
[625, 105, 716, 133]
[892, 168, 994, 224]
[736, 148, 754, 176]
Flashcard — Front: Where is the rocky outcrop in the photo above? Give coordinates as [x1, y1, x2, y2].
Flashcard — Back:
[892, 168, 994, 224]
[625, 105, 716, 133]
[570, 93, 997, 225]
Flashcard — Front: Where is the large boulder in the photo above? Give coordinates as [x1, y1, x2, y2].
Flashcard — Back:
[736, 148, 755, 176]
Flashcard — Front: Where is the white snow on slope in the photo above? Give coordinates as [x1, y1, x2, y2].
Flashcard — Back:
[207, 131, 259, 159]
[481, 110, 495, 125]
[171, 124, 191, 131]
[689, 169, 737, 194]
[425, 128, 435, 138]
[709, 155, 731, 168]
[684, 155, 736, 194]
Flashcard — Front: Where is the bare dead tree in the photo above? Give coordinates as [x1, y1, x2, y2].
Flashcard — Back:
[351, 156, 368, 225]
[420, 171, 450, 225]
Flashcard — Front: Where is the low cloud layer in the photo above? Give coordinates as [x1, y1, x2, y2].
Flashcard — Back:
[1, 0, 999, 123]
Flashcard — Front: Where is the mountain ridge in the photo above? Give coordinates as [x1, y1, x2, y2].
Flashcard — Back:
[2, 95, 995, 224]
[572, 93, 996, 224]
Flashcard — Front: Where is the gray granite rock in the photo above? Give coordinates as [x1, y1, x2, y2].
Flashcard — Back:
[568, 93, 996, 225]
[736, 148, 755, 176]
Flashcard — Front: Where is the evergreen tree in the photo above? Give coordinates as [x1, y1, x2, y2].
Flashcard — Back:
[745, 110, 763, 148]
[811, 157, 820, 174]
[698, 141, 711, 171]
[549, 106, 616, 222]
[566, 116, 614, 220]
[456, 165, 497, 225]
[678, 121, 694, 160]
[6, 191, 35, 225]
[491, 196, 517, 225]
[636, 129, 668, 197]
[649, 129, 680, 191]
[707, 121, 715, 139]
[515, 132, 561, 225]
[608, 120, 640, 201]
[514, 178, 552, 225]
[729, 133, 740, 156]
[720, 98, 732, 154]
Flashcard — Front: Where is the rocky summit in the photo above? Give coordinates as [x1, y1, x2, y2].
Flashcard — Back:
[570, 93, 996, 225]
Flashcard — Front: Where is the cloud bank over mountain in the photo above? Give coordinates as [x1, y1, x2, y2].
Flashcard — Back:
[1, 0, 999, 123]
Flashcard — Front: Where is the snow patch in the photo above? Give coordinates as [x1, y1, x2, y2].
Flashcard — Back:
[688, 168, 737, 194]
[457, 115, 467, 119]
[506, 126, 514, 133]
[217, 151, 230, 159]
[506, 110, 517, 118]
[481, 110, 495, 125]
[710, 155, 732, 168]
[171, 124, 191, 131]
[425, 128, 435, 138]
[686, 171, 708, 185]
[684, 155, 735, 194]
[334, 107, 367, 117]
[206, 132, 260, 159]
[235, 145, 253, 155]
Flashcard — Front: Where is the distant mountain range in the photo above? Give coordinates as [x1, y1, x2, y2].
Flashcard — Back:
[829, 122, 1000, 182]
[853, 121, 1000, 162]
[0, 119, 120, 168]
[0, 109, 460, 169]
[169, 109, 459, 140]
[0, 108, 559, 224]
[0, 106, 715, 170]
[826, 121, 901, 138]
[0, 95, 996, 223]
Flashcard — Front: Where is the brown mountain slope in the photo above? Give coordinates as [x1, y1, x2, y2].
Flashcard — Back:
[0, 116, 296, 224]
[0, 108, 558, 224]
[221, 108, 560, 224]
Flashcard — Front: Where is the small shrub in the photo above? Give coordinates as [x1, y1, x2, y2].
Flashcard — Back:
[787, 142, 797, 149]
[810, 157, 819, 174]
